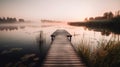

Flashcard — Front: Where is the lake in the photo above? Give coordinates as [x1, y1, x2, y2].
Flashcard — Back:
[0, 22, 120, 67]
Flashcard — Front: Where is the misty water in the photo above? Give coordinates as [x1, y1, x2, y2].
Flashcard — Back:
[0, 22, 120, 66]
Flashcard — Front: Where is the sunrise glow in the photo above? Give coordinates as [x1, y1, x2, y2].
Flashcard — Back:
[0, 0, 120, 21]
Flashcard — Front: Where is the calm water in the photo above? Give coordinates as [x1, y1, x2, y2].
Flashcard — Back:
[0, 22, 120, 66]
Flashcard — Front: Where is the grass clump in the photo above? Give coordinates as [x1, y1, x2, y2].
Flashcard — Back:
[77, 38, 120, 67]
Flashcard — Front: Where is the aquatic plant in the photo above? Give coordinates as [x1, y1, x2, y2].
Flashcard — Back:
[77, 38, 120, 67]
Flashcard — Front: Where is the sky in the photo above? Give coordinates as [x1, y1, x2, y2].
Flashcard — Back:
[0, 0, 120, 21]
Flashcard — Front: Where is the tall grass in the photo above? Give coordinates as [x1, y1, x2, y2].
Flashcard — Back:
[77, 38, 120, 67]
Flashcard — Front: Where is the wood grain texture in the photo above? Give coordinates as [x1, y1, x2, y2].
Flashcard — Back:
[42, 30, 86, 67]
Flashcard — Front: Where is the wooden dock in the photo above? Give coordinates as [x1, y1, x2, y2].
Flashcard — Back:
[42, 29, 86, 67]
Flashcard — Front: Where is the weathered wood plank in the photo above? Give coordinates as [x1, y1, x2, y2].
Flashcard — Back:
[43, 64, 86, 67]
[42, 29, 86, 67]
[44, 59, 81, 61]
[51, 29, 72, 41]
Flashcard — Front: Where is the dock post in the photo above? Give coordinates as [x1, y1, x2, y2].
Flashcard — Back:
[67, 35, 72, 41]
[51, 35, 55, 41]
[70, 36, 72, 41]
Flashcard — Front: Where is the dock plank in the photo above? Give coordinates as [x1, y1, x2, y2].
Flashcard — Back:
[42, 30, 86, 67]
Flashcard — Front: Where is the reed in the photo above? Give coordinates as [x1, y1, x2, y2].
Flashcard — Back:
[77, 38, 120, 67]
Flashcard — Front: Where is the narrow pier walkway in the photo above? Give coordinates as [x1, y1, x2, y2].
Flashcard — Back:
[42, 29, 86, 67]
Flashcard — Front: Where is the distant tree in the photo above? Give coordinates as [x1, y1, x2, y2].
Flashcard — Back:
[19, 19, 24, 22]
[113, 10, 120, 22]
[89, 17, 94, 20]
[118, 10, 120, 16]
[103, 12, 114, 20]
[108, 12, 114, 19]
[0, 17, 2, 22]
[94, 16, 104, 20]
[116, 10, 120, 17]
[7, 17, 12, 22]
[13, 18, 17, 22]
[103, 12, 109, 19]
[0, 17, 18, 23]
[3, 17, 6, 22]
[9, 17, 13, 22]
[6, 17, 8, 22]
[84, 18, 88, 21]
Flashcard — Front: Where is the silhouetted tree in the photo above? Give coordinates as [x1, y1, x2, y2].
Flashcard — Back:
[19, 19, 24, 22]
[95, 16, 104, 20]
[3, 17, 6, 22]
[89, 17, 94, 20]
[8, 18, 13, 22]
[13, 18, 17, 22]
[116, 10, 120, 17]
[103, 12, 114, 20]
[103, 12, 109, 19]
[84, 18, 88, 21]
[0, 17, 18, 23]
[0, 17, 2, 22]
[7, 17, 10, 21]
[108, 12, 114, 19]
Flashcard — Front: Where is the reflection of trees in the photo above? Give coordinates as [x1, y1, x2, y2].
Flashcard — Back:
[87, 27, 111, 36]
[101, 30, 111, 36]
[86, 25, 120, 36]
[0, 26, 26, 31]
[0, 26, 18, 31]
[19, 19, 24, 22]
[20, 26, 25, 29]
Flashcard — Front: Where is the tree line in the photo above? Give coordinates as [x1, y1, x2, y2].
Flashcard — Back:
[85, 10, 120, 21]
[0, 17, 24, 23]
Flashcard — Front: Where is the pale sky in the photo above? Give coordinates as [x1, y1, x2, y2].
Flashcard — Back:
[0, 0, 120, 21]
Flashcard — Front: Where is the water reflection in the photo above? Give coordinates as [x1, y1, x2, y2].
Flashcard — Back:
[0, 26, 18, 31]
[0, 26, 26, 31]
[19, 26, 25, 29]
[0, 24, 50, 66]
[0, 22, 120, 66]
[86, 26, 120, 35]
[36, 31, 50, 65]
